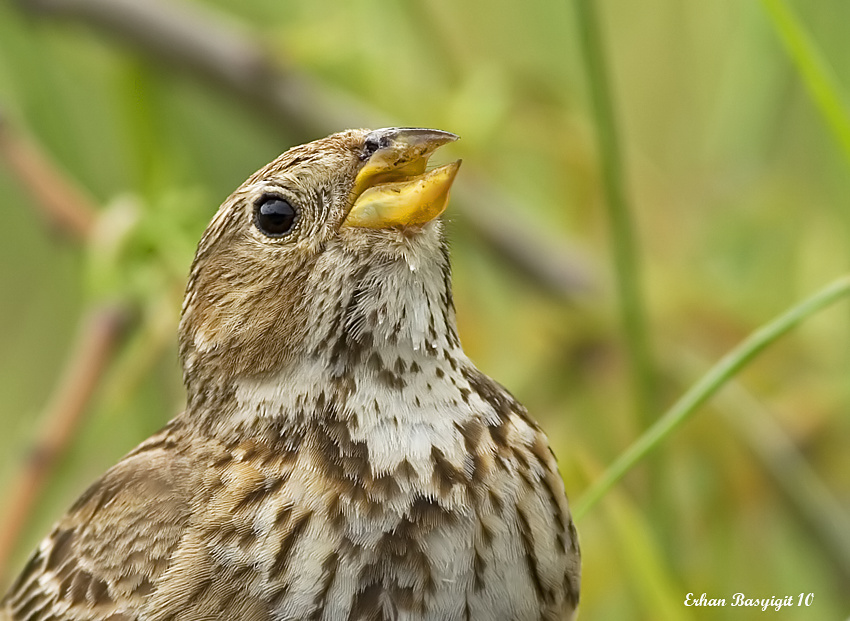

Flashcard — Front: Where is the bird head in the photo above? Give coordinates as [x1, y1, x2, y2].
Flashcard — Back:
[178, 128, 462, 407]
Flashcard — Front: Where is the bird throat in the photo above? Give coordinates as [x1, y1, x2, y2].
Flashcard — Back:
[190, 235, 482, 495]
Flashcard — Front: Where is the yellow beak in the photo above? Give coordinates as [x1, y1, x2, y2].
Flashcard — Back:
[343, 128, 461, 229]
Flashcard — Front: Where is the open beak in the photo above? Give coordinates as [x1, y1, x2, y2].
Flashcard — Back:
[343, 128, 461, 229]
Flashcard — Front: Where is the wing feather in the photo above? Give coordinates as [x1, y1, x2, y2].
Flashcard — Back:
[1, 425, 195, 621]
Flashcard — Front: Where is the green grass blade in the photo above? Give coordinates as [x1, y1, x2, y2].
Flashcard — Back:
[602, 491, 693, 621]
[573, 0, 656, 422]
[574, 275, 850, 519]
[760, 0, 850, 165]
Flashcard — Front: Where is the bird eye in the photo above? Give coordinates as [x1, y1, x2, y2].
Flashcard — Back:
[254, 195, 298, 237]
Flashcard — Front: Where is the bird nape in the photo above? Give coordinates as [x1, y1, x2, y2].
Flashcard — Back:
[1, 128, 580, 621]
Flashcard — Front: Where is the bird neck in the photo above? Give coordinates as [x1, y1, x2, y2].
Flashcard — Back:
[182, 239, 467, 443]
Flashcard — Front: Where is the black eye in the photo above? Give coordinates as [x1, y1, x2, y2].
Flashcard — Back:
[255, 195, 298, 237]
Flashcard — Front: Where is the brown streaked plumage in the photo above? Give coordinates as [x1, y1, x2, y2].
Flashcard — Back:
[1, 128, 580, 621]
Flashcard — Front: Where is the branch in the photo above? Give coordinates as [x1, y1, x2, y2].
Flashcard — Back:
[0, 111, 98, 240]
[717, 376, 850, 582]
[14, 0, 594, 301]
[0, 304, 130, 584]
[454, 174, 596, 295]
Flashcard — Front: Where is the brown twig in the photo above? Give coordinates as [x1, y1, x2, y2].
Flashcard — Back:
[454, 174, 596, 296]
[14, 0, 595, 301]
[0, 304, 130, 584]
[0, 111, 98, 241]
[15, 0, 382, 141]
[718, 383, 850, 583]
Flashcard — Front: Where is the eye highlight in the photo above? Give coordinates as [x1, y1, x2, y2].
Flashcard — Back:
[254, 195, 298, 237]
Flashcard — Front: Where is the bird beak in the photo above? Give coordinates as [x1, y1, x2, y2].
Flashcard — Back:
[343, 128, 461, 229]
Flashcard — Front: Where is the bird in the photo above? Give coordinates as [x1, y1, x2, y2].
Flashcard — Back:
[1, 127, 580, 621]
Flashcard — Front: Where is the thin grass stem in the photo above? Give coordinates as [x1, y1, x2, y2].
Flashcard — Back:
[760, 0, 850, 166]
[573, 0, 656, 423]
[574, 275, 850, 519]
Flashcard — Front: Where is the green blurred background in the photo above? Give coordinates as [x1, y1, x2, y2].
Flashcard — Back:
[1, 0, 849, 619]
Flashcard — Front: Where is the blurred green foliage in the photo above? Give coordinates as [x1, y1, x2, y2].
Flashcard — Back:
[1, 0, 849, 619]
